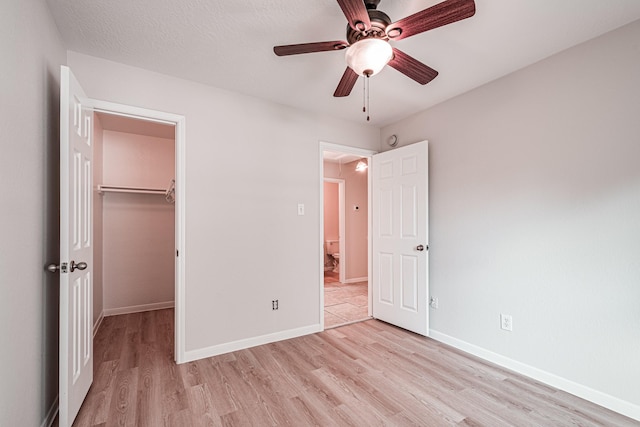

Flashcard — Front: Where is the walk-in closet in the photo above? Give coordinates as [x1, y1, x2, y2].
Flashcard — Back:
[92, 112, 176, 327]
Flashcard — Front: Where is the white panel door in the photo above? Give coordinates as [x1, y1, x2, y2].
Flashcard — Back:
[372, 141, 428, 335]
[59, 66, 93, 427]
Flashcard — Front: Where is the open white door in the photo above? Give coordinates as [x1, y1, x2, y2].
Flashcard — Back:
[59, 65, 93, 426]
[372, 140, 429, 335]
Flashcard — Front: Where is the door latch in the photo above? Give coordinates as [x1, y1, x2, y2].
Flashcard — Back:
[46, 262, 68, 273]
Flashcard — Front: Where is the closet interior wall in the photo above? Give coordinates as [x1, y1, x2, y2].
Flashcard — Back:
[93, 113, 176, 322]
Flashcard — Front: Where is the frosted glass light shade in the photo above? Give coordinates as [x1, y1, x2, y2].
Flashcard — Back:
[355, 160, 368, 172]
[345, 39, 393, 77]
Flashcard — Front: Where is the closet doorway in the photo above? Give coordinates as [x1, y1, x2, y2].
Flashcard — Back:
[90, 100, 186, 362]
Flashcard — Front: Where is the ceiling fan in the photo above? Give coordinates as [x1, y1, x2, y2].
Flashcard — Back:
[273, 0, 476, 98]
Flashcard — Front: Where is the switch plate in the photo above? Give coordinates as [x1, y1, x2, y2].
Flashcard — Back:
[297, 204, 305, 216]
[429, 296, 439, 309]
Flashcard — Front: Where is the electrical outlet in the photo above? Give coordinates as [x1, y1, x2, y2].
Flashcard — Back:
[272, 299, 279, 310]
[429, 296, 438, 309]
[500, 314, 513, 331]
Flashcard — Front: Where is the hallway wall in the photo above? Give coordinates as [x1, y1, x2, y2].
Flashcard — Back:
[324, 159, 368, 281]
[323, 181, 339, 268]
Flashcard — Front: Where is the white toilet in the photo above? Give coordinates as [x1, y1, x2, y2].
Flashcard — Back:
[325, 240, 340, 273]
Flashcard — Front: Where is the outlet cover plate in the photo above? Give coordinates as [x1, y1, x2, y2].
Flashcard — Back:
[500, 314, 513, 331]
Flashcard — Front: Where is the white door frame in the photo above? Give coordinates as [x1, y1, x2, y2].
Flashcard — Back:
[319, 142, 376, 328]
[89, 99, 187, 363]
[323, 178, 345, 282]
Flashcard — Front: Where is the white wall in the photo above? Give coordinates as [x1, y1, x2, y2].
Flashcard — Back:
[100, 130, 175, 313]
[381, 19, 640, 417]
[67, 51, 380, 354]
[0, 1, 66, 426]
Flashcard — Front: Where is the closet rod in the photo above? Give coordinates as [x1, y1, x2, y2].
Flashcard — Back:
[97, 185, 166, 195]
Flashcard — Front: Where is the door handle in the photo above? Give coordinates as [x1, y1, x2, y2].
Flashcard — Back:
[70, 261, 88, 272]
[46, 263, 61, 273]
[416, 244, 427, 251]
[46, 261, 87, 273]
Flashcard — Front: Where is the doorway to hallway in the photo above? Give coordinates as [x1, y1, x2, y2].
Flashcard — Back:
[320, 142, 375, 329]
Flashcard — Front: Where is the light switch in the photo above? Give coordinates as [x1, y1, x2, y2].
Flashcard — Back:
[297, 203, 305, 216]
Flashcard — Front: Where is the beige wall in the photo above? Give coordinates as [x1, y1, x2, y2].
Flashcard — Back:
[324, 160, 369, 281]
[0, 1, 66, 425]
[100, 130, 175, 313]
[323, 181, 339, 268]
[381, 19, 640, 417]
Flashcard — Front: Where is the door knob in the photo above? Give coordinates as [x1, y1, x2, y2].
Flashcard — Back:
[70, 261, 87, 272]
[46, 263, 61, 273]
[416, 244, 426, 251]
[46, 261, 87, 273]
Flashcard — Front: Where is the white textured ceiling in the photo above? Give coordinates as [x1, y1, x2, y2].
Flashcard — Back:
[47, 0, 640, 127]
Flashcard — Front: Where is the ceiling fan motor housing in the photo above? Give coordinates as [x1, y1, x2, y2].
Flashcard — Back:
[364, 0, 381, 9]
[346, 8, 392, 44]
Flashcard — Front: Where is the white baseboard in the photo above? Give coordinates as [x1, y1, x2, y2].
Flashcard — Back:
[429, 329, 640, 422]
[41, 396, 58, 427]
[182, 324, 322, 363]
[104, 301, 174, 317]
[343, 276, 368, 284]
[93, 311, 104, 337]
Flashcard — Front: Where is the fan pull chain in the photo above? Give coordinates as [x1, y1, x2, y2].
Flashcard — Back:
[362, 73, 371, 122]
[362, 75, 366, 114]
[366, 74, 370, 122]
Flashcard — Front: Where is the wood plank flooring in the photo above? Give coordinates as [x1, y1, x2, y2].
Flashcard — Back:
[65, 309, 638, 426]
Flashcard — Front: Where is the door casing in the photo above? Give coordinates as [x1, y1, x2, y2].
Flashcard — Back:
[88, 99, 187, 363]
[319, 142, 376, 328]
[319, 140, 430, 334]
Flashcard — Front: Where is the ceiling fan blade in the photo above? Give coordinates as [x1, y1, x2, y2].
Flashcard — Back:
[334, 67, 359, 97]
[274, 41, 348, 56]
[336, 0, 371, 32]
[386, 0, 475, 41]
[388, 48, 438, 85]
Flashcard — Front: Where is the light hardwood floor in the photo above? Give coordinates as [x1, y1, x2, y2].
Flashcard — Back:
[65, 309, 638, 426]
